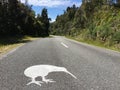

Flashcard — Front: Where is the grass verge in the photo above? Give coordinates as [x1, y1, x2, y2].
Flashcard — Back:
[0, 36, 39, 57]
[66, 36, 120, 52]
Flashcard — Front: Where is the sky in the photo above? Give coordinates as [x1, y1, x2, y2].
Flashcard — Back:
[21, 0, 82, 22]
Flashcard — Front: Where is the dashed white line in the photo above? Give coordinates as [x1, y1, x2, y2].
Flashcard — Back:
[61, 42, 69, 48]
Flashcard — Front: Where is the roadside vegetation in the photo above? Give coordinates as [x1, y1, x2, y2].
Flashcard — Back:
[0, 0, 51, 55]
[0, 0, 50, 37]
[50, 0, 120, 51]
[0, 36, 39, 56]
[67, 36, 120, 52]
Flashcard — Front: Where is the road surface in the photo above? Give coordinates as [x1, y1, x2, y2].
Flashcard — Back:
[0, 36, 120, 90]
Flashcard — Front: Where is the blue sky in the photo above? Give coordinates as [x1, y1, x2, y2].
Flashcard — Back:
[21, 0, 82, 22]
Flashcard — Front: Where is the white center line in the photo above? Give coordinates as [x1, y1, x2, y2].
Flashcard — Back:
[61, 42, 69, 48]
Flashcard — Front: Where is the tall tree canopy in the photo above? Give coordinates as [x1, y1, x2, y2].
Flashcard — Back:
[0, 0, 50, 37]
[41, 8, 50, 36]
[50, 0, 120, 46]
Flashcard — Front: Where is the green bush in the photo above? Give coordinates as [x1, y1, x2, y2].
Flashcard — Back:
[112, 32, 120, 44]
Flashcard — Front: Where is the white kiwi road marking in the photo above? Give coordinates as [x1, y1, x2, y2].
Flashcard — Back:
[24, 64, 77, 86]
[61, 42, 68, 48]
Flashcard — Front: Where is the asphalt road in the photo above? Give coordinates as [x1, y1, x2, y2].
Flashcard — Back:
[0, 36, 120, 90]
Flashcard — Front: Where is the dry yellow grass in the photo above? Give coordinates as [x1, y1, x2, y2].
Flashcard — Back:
[0, 36, 39, 56]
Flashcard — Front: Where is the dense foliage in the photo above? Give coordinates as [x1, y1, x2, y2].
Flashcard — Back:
[50, 0, 120, 48]
[0, 0, 50, 37]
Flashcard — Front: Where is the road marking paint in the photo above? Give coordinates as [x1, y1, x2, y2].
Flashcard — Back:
[61, 42, 68, 48]
[24, 64, 77, 87]
[65, 37, 120, 54]
[0, 45, 22, 60]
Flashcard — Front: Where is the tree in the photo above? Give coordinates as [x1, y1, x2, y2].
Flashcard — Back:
[116, 0, 120, 7]
[0, 0, 46, 37]
[41, 8, 50, 36]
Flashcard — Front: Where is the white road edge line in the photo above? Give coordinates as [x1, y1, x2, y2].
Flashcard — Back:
[0, 45, 22, 60]
[61, 42, 68, 48]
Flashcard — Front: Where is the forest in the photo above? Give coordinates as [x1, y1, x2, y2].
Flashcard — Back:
[0, 0, 50, 37]
[50, 0, 120, 50]
[0, 0, 120, 50]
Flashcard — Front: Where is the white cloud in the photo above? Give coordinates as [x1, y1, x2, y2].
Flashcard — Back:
[20, 0, 81, 7]
[50, 19, 55, 23]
